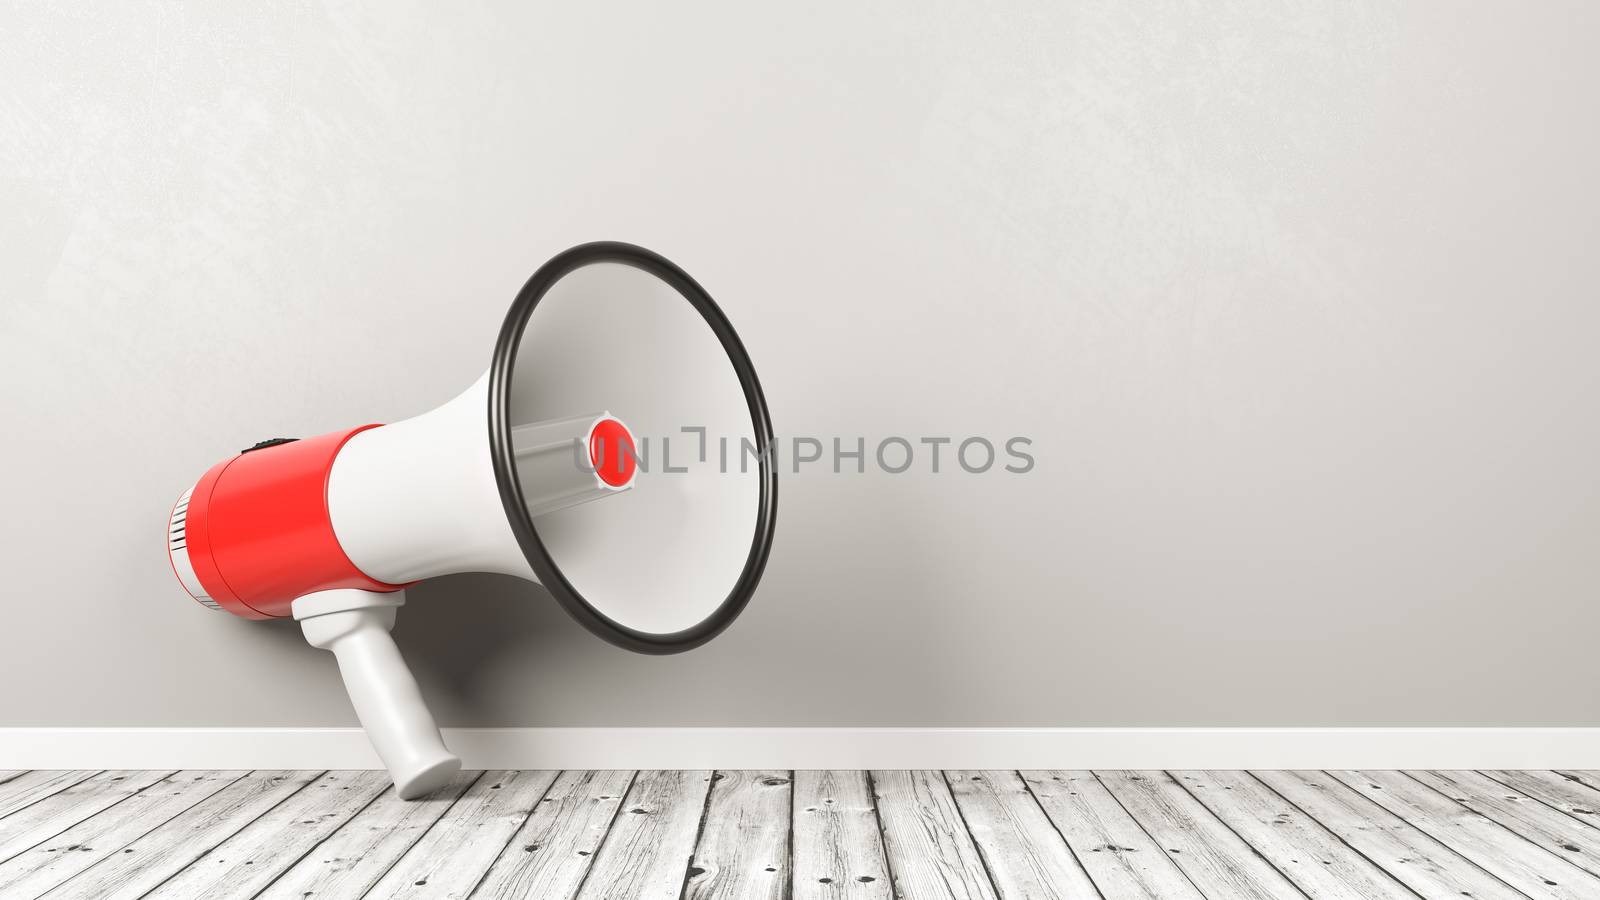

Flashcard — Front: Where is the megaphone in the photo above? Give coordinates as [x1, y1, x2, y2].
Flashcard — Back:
[165, 242, 777, 798]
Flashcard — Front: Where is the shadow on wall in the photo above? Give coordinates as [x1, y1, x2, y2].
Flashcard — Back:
[230, 572, 583, 726]
[233, 477, 972, 728]
[392, 573, 573, 722]
[229, 470, 985, 727]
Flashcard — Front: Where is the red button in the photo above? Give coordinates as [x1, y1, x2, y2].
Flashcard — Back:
[588, 417, 637, 487]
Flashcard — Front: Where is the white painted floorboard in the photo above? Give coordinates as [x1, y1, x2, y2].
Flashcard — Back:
[1022, 770, 1203, 899]
[0, 770, 1595, 898]
[792, 770, 892, 900]
[1168, 770, 1411, 900]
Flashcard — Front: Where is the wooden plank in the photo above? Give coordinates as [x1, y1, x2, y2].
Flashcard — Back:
[0, 773, 23, 787]
[0, 771, 244, 900]
[1254, 770, 1522, 900]
[869, 770, 996, 900]
[365, 769, 557, 899]
[143, 770, 391, 898]
[40, 770, 319, 900]
[256, 770, 480, 900]
[470, 770, 633, 900]
[1328, 769, 1600, 899]
[1170, 771, 1410, 900]
[1021, 771, 1201, 899]
[1555, 772, 1600, 793]
[1410, 770, 1600, 879]
[0, 770, 173, 865]
[686, 771, 791, 900]
[1483, 770, 1600, 827]
[574, 770, 714, 900]
[0, 772, 99, 823]
[793, 770, 892, 900]
[1095, 771, 1302, 899]
[945, 771, 1098, 899]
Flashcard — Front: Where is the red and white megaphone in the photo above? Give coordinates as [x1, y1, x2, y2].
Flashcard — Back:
[165, 243, 777, 798]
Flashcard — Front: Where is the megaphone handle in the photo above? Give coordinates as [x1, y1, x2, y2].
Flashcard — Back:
[293, 590, 462, 800]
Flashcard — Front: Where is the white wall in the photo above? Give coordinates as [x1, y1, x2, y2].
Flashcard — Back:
[2, 0, 1598, 729]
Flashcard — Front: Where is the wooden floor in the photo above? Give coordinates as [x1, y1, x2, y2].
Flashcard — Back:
[0, 770, 1597, 899]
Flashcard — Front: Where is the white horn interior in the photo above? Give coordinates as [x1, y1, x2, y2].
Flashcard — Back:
[506, 261, 762, 637]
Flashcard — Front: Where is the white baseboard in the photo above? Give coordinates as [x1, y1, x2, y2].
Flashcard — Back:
[1, 728, 1597, 770]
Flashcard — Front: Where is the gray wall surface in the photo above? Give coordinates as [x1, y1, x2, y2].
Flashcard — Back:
[3, 1, 1597, 728]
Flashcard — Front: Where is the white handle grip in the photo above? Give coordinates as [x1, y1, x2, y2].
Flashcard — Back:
[295, 591, 461, 800]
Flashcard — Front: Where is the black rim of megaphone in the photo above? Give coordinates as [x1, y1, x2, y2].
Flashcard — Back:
[488, 241, 778, 655]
